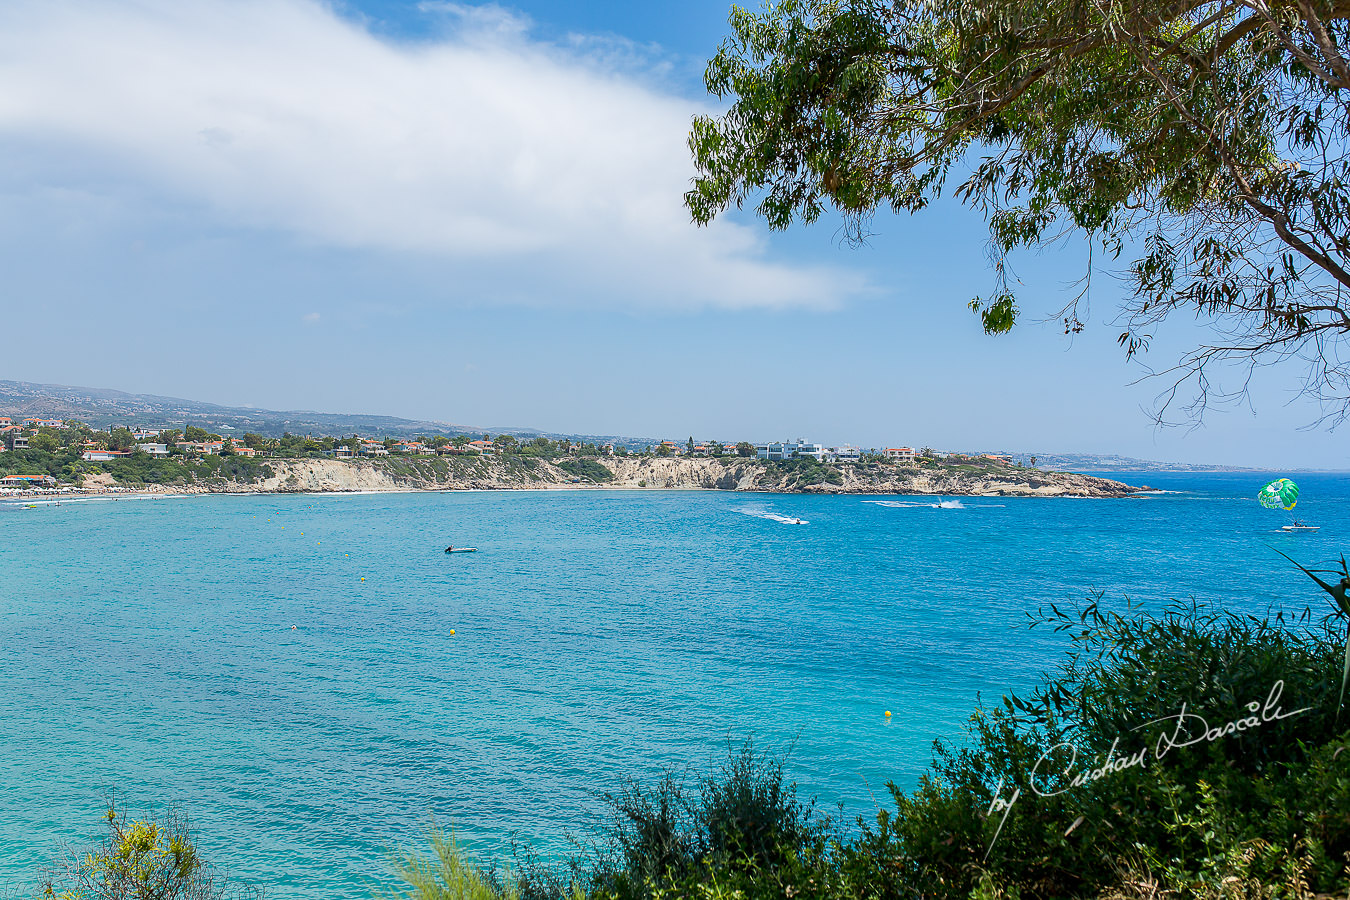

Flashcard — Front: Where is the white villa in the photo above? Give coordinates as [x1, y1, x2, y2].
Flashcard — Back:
[756, 439, 825, 460]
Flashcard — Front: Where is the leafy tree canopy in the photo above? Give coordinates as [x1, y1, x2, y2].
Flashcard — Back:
[688, 0, 1350, 422]
[28, 431, 60, 453]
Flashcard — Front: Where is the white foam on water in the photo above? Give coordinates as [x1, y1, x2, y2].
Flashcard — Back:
[864, 499, 968, 509]
[734, 504, 809, 525]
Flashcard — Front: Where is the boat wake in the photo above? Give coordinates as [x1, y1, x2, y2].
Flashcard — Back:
[866, 499, 968, 509]
[735, 505, 809, 525]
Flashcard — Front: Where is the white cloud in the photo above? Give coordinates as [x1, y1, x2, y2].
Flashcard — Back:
[416, 2, 533, 40]
[0, 0, 867, 310]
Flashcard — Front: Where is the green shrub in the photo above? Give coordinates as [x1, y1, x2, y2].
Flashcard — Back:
[762, 457, 844, 488]
[557, 459, 614, 483]
[38, 800, 260, 900]
[843, 597, 1350, 899]
[588, 743, 834, 900]
[386, 829, 520, 900]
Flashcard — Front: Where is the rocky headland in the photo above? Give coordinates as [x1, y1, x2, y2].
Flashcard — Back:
[73, 455, 1139, 498]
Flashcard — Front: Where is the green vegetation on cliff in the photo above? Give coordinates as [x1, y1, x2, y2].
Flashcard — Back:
[0, 448, 273, 487]
[557, 458, 615, 483]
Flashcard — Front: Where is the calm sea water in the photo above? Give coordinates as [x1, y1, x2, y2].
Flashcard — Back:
[2, 472, 1347, 897]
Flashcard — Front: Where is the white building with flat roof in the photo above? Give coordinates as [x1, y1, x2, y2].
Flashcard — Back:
[826, 445, 862, 462]
[756, 439, 826, 461]
[83, 449, 131, 461]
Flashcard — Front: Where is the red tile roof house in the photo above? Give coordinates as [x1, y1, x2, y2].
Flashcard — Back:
[1, 474, 57, 487]
[176, 441, 225, 455]
[466, 440, 494, 455]
[393, 441, 433, 455]
[0, 417, 11, 426]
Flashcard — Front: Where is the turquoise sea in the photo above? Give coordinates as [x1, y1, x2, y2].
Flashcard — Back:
[2, 472, 1347, 897]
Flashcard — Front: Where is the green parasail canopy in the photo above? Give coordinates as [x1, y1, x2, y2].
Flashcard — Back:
[1258, 478, 1300, 511]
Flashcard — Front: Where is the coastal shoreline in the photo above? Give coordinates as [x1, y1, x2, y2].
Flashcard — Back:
[2, 456, 1143, 500]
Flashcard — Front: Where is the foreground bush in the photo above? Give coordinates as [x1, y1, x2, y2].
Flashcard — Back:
[386, 829, 522, 900]
[585, 742, 838, 900]
[39, 800, 261, 900]
[845, 597, 1350, 899]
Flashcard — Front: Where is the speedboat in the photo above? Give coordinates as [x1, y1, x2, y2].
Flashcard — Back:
[445, 547, 478, 553]
[1281, 522, 1320, 532]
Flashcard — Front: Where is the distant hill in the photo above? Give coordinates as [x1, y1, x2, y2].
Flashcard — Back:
[1, 380, 1269, 468]
[1011, 452, 1260, 473]
[0, 379, 655, 447]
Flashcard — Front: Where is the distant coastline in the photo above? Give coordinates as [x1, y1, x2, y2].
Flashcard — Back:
[4, 455, 1140, 499]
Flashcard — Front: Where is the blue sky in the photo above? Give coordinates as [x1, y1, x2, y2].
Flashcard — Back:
[0, 0, 1344, 468]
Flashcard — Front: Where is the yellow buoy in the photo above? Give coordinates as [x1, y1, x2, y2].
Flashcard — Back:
[361, 577, 365, 581]
[884, 711, 892, 718]
[450, 629, 456, 635]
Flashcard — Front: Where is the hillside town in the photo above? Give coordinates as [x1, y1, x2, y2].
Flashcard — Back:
[0, 415, 1034, 466]
[0, 414, 1059, 498]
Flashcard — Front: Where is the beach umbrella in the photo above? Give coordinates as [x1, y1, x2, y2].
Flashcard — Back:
[1258, 478, 1300, 511]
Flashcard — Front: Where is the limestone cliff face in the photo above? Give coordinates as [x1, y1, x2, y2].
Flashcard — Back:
[127, 455, 1137, 498]
[595, 457, 1135, 496]
[600, 457, 764, 491]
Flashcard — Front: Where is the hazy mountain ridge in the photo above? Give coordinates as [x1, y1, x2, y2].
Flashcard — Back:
[1012, 452, 1263, 472]
[0, 379, 655, 448]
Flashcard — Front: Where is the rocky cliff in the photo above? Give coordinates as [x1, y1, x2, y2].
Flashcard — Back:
[109, 455, 1138, 498]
